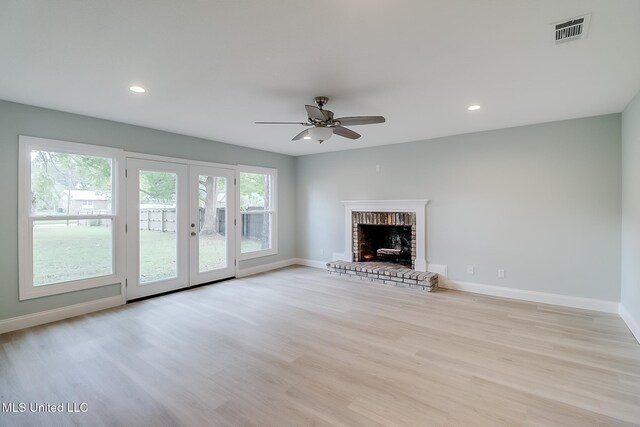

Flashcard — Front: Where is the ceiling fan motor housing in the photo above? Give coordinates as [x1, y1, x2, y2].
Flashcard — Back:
[314, 96, 329, 108]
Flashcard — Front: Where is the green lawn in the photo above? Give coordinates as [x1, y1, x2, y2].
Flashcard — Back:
[139, 230, 262, 282]
[33, 224, 112, 286]
[138, 230, 231, 282]
[33, 225, 262, 285]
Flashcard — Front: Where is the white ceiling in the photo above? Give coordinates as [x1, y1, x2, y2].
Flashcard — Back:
[1, 0, 639, 156]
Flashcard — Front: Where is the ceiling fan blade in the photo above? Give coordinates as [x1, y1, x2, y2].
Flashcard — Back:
[323, 109, 334, 121]
[255, 121, 308, 125]
[292, 129, 310, 141]
[333, 126, 361, 140]
[334, 116, 385, 126]
[305, 105, 328, 122]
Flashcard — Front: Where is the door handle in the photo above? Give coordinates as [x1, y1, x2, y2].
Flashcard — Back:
[191, 232, 196, 236]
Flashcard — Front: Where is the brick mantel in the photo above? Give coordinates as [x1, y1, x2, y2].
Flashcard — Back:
[333, 200, 429, 272]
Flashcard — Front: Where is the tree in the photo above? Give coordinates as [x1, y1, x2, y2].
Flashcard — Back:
[139, 172, 176, 204]
[199, 176, 222, 235]
[239, 172, 271, 248]
[261, 174, 271, 249]
[31, 164, 58, 213]
[30, 151, 112, 216]
[239, 172, 266, 210]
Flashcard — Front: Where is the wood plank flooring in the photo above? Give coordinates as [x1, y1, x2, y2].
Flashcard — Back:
[1, 266, 639, 426]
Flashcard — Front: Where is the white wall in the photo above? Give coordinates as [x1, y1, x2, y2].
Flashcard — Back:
[296, 115, 622, 302]
[621, 89, 640, 338]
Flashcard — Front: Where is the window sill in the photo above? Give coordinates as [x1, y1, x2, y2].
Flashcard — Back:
[238, 247, 278, 261]
[19, 274, 121, 301]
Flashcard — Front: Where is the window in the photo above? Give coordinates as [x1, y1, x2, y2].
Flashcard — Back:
[237, 165, 277, 259]
[18, 136, 124, 300]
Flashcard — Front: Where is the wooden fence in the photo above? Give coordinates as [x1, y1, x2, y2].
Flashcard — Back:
[140, 208, 267, 238]
[139, 209, 177, 232]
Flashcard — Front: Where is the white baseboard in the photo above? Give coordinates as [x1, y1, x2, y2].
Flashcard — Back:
[0, 296, 123, 335]
[619, 304, 640, 344]
[441, 279, 619, 313]
[427, 263, 448, 277]
[236, 258, 297, 278]
[331, 252, 349, 263]
[293, 258, 327, 269]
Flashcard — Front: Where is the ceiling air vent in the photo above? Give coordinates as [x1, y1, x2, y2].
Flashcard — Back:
[554, 14, 590, 44]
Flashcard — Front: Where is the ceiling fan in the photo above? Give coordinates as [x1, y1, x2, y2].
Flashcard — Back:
[255, 96, 385, 143]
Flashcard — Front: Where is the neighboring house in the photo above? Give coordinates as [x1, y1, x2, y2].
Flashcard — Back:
[59, 190, 111, 213]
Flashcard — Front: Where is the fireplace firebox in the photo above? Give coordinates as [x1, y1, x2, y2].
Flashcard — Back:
[357, 224, 412, 267]
[352, 211, 417, 269]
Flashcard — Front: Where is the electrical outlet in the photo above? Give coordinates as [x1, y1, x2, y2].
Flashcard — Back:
[375, 165, 380, 172]
[466, 265, 474, 274]
[498, 269, 505, 278]
[319, 249, 324, 256]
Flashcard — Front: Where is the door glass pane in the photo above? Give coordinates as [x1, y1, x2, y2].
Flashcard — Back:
[198, 175, 227, 272]
[139, 171, 178, 283]
[33, 219, 113, 286]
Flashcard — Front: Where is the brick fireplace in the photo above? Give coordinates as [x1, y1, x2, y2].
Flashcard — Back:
[352, 211, 416, 269]
[326, 200, 438, 292]
[334, 200, 429, 271]
[328, 200, 439, 291]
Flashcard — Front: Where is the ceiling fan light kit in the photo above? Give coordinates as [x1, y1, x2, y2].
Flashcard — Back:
[255, 96, 385, 144]
[308, 127, 333, 143]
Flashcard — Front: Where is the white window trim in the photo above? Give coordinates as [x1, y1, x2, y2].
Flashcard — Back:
[18, 136, 125, 300]
[124, 150, 236, 171]
[236, 165, 278, 261]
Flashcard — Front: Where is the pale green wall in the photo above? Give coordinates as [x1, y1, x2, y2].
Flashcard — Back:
[296, 115, 622, 301]
[0, 99, 626, 322]
[621, 89, 640, 324]
[0, 100, 296, 320]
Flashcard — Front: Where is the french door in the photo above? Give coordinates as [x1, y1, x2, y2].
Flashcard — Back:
[188, 165, 235, 285]
[126, 158, 235, 300]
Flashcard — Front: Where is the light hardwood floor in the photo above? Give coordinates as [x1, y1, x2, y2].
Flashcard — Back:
[1, 266, 639, 426]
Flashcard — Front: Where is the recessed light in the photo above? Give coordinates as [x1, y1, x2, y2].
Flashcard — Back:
[129, 86, 146, 93]
[467, 105, 481, 111]
[303, 135, 311, 140]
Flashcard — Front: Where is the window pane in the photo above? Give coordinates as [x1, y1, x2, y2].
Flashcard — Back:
[30, 150, 113, 216]
[199, 175, 227, 272]
[33, 220, 113, 286]
[241, 212, 272, 253]
[139, 171, 178, 283]
[239, 172, 272, 212]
